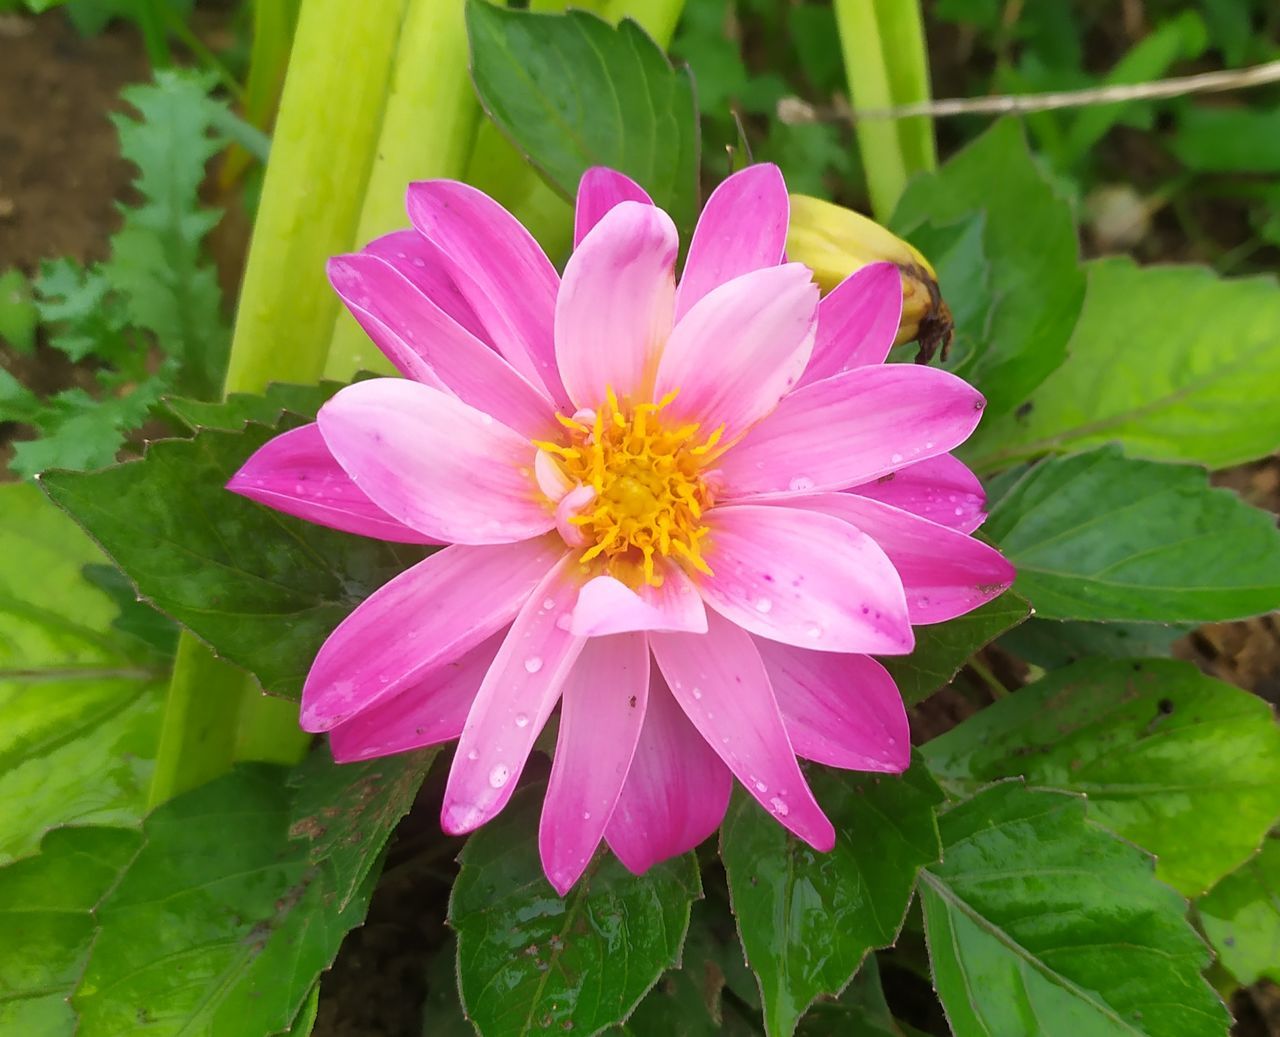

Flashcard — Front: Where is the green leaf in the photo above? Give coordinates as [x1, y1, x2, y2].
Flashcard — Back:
[881, 591, 1030, 705]
[923, 658, 1280, 897]
[451, 784, 702, 1036]
[165, 379, 348, 433]
[969, 258, 1280, 471]
[41, 417, 425, 699]
[33, 258, 136, 366]
[795, 957, 918, 1037]
[0, 482, 164, 863]
[1197, 837, 1280, 986]
[983, 446, 1280, 622]
[999, 618, 1192, 669]
[920, 783, 1228, 1036]
[1173, 105, 1280, 174]
[0, 267, 38, 352]
[466, 2, 700, 233]
[721, 763, 943, 1036]
[893, 120, 1085, 416]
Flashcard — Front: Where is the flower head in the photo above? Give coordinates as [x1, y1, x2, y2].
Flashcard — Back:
[229, 164, 1014, 894]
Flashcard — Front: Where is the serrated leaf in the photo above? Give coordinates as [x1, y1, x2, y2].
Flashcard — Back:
[924, 658, 1280, 896]
[880, 591, 1029, 705]
[451, 784, 702, 1037]
[33, 258, 136, 367]
[1197, 837, 1280, 986]
[920, 783, 1228, 1036]
[983, 446, 1280, 622]
[466, 2, 701, 234]
[795, 957, 918, 1037]
[721, 763, 942, 1037]
[969, 258, 1280, 470]
[165, 379, 347, 433]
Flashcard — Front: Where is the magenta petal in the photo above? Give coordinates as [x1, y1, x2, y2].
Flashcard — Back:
[718, 365, 986, 499]
[328, 254, 556, 438]
[540, 633, 650, 894]
[674, 163, 789, 321]
[405, 180, 565, 404]
[574, 167, 653, 246]
[650, 613, 835, 851]
[442, 557, 588, 835]
[799, 263, 902, 385]
[569, 565, 707, 636]
[317, 378, 552, 545]
[227, 423, 436, 544]
[327, 630, 504, 763]
[656, 264, 818, 442]
[699, 504, 913, 655]
[794, 493, 1015, 624]
[605, 666, 732, 874]
[360, 229, 489, 344]
[300, 538, 563, 732]
[556, 201, 677, 408]
[848, 453, 987, 533]
[754, 638, 909, 773]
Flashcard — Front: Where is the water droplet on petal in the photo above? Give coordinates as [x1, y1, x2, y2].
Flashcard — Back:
[754, 597, 773, 613]
[806, 624, 823, 639]
[788, 475, 815, 492]
[542, 598, 556, 611]
[691, 686, 703, 700]
[488, 764, 510, 788]
[890, 453, 903, 464]
[555, 613, 573, 631]
[479, 413, 495, 426]
[582, 811, 591, 820]
[754, 780, 768, 793]
[769, 796, 789, 816]
[524, 656, 544, 674]
[466, 749, 479, 761]
[515, 713, 530, 728]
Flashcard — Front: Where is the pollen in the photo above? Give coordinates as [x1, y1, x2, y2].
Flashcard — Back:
[534, 387, 721, 587]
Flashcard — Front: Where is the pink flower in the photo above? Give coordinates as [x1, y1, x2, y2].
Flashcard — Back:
[229, 165, 1014, 893]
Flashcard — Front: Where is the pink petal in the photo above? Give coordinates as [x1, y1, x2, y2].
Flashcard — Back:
[699, 504, 912, 655]
[574, 167, 653, 246]
[799, 263, 902, 386]
[793, 493, 1014, 624]
[328, 254, 556, 438]
[848, 453, 987, 533]
[406, 180, 565, 404]
[555, 201, 677, 408]
[300, 537, 563, 731]
[655, 264, 818, 442]
[327, 630, 504, 763]
[718, 365, 986, 499]
[569, 564, 707, 636]
[442, 556, 588, 834]
[650, 613, 835, 851]
[605, 666, 732, 874]
[674, 164, 789, 321]
[754, 638, 909, 773]
[317, 378, 552, 545]
[227, 423, 436, 544]
[540, 633, 650, 894]
[360, 229, 489, 344]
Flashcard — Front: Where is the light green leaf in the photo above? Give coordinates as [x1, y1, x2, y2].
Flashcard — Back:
[0, 267, 38, 353]
[923, 658, 1280, 896]
[1197, 837, 1280, 986]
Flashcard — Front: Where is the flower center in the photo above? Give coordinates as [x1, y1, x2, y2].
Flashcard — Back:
[535, 388, 721, 588]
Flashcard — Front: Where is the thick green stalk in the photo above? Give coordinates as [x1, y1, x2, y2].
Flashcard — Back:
[834, 0, 936, 221]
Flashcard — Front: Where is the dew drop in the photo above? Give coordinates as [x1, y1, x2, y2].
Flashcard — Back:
[754, 597, 773, 614]
[582, 811, 591, 820]
[542, 597, 556, 611]
[479, 413, 495, 425]
[555, 613, 573, 631]
[488, 764, 510, 789]
[806, 624, 824, 639]
[754, 780, 768, 793]
[524, 656, 544, 674]
[466, 749, 479, 761]
[515, 713, 530, 728]
[954, 507, 964, 516]
[691, 686, 703, 700]
[769, 796, 790, 816]
[411, 256, 426, 268]
[788, 475, 815, 492]
[890, 452, 903, 464]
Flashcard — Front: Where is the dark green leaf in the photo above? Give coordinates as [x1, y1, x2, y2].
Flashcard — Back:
[795, 957, 918, 1037]
[164, 379, 347, 433]
[923, 658, 1280, 896]
[721, 763, 942, 1036]
[1197, 837, 1280, 986]
[81, 563, 179, 659]
[999, 617, 1191, 669]
[1173, 105, 1280, 174]
[984, 446, 1280, 622]
[451, 784, 701, 1036]
[466, 2, 700, 233]
[921, 783, 1228, 1035]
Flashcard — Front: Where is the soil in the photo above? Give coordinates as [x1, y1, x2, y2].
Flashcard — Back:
[3, 7, 1279, 1036]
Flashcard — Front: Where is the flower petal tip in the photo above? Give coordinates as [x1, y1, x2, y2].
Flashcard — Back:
[441, 800, 487, 836]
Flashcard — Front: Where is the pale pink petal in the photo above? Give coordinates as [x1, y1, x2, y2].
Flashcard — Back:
[227, 423, 436, 544]
[718, 365, 986, 499]
[556, 202, 677, 408]
[699, 504, 912, 655]
[799, 263, 902, 385]
[848, 453, 987, 533]
[442, 558, 588, 835]
[754, 638, 909, 773]
[792, 493, 1014, 624]
[674, 164, 789, 321]
[655, 264, 817, 442]
[327, 630, 504, 763]
[328, 254, 556, 438]
[406, 180, 565, 404]
[574, 167, 653, 246]
[650, 613, 835, 851]
[606, 666, 732, 874]
[540, 633, 650, 894]
[569, 564, 707, 636]
[300, 538, 563, 731]
[360, 229, 488, 344]
[317, 378, 551, 545]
